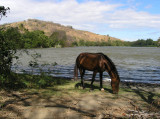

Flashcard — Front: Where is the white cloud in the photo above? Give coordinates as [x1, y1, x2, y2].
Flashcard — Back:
[1, 0, 160, 35]
[1, 1, 117, 20]
[0, 0, 120, 25]
[145, 4, 152, 9]
[104, 9, 160, 29]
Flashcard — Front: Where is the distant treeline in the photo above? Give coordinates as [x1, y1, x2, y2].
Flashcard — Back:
[1, 27, 160, 49]
[72, 38, 159, 47]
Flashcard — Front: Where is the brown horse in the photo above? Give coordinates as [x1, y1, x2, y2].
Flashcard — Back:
[74, 52, 120, 94]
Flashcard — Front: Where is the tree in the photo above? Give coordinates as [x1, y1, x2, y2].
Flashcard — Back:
[157, 37, 160, 47]
[0, 7, 25, 88]
[0, 6, 10, 20]
[146, 39, 153, 46]
[71, 41, 78, 47]
[0, 28, 22, 79]
[78, 39, 85, 46]
[132, 39, 146, 46]
[23, 30, 49, 48]
[49, 30, 67, 47]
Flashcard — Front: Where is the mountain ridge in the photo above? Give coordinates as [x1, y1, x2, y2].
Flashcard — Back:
[1, 19, 121, 43]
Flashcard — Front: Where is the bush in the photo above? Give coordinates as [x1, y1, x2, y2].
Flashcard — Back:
[0, 28, 21, 76]
[0, 28, 23, 88]
[49, 30, 67, 47]
[23, 30, 50, 48]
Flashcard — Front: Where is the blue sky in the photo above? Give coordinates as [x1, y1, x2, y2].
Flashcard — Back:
[1, 0, 160, 41]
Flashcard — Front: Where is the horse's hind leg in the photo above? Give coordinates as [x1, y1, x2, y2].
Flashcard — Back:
[90, 71, 97, 90]
[80, 69, 85, 89]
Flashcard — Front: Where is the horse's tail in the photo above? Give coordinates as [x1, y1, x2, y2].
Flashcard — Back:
[74, 61, 78, 81]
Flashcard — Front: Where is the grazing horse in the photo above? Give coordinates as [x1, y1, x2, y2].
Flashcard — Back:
[74, 52, 120, 94]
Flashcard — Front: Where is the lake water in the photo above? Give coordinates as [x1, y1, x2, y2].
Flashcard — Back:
[12, 47, 160, 84]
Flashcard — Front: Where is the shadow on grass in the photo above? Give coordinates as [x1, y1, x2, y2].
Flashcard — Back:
[0, 73, 71, 90]
[0, 74, 99, 118]
[0, 85, 96, 118]
[121, 82, 160, 110]
[75, 82, 112, 94]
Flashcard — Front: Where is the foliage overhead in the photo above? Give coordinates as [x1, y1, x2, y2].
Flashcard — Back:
[0, 6, 10, 20]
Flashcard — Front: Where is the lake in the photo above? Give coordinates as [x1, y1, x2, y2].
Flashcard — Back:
[12, 47, 160, 84]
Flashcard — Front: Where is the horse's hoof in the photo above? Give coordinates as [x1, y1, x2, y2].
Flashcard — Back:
[113, 91, 118, 94]
[101, 88, 104, 91]
[80, 87, 83, 89]
[80, 86, 85, 89]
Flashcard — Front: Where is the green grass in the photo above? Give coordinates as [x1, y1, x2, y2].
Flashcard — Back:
[1, 73, 160, 106]
[1, 73, 160, 116]
[0, 73, 70, 90]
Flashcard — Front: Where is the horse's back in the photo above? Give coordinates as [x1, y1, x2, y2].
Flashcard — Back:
[76, 52, 104, 62]
[76, 52, 106, 71]
[77, 52, 104, 58]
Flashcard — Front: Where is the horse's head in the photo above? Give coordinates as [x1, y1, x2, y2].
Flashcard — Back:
[111, 76, 120, 94]
[102, 54, 120, 94]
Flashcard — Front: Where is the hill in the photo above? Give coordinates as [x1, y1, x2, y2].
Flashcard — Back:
[1, 19, 121, 44]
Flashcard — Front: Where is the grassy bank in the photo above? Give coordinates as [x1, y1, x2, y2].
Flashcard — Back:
[0, 74, 160, 118]
[0, 73, 70, 90]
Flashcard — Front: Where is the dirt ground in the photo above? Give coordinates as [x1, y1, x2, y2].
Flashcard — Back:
[0, 80, 160, 119]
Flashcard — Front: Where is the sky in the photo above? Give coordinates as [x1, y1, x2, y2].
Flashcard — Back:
[1, 0, 160, 41]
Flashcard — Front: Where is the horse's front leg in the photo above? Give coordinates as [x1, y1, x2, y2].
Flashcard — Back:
[100, 72, 104, 91]
[90, 71, 97, 90]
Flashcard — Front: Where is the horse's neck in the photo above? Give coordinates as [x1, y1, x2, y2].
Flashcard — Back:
[103, 58, 119, 79]
[110, 71, 118, 79]
[105, 64, 118, 79]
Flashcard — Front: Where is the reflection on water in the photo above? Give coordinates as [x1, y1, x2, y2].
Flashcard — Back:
[12, 47, 160, 84]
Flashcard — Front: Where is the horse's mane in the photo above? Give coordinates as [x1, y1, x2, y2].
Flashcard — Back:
[98, 53, 119, 78]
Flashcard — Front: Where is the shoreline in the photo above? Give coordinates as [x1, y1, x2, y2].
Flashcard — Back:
[52, 76, 160, 87]
[120, 80, 160, 87]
